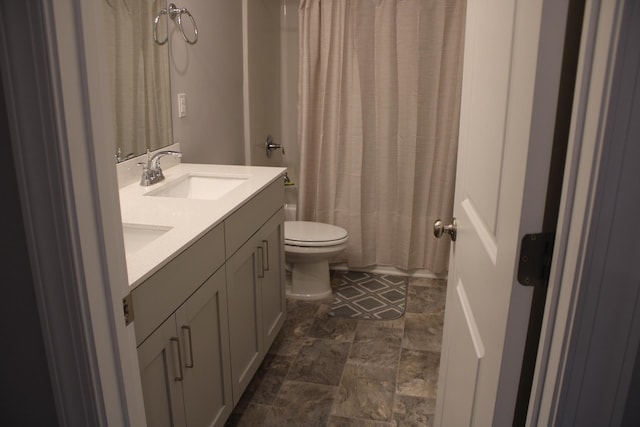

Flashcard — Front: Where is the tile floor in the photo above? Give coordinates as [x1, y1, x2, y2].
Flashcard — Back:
[226, 272, 446, 426]
[225, 273, 447, 426]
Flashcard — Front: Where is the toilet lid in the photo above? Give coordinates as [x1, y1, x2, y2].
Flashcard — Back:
[285, 221, 349, 247]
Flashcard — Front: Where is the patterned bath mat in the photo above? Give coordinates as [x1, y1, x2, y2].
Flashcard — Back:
[330, 271, 408, 320]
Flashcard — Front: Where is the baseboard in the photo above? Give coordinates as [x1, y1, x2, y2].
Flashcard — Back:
[329, 263, 447, 280]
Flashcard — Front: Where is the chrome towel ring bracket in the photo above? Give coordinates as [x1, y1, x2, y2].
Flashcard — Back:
[153, 3, 199, 46]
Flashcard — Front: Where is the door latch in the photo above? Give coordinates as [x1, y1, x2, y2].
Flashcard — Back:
[123, 293, 135, 325]
[517, 232, 555, 287]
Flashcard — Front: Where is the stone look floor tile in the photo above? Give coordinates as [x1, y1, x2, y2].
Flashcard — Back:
[268, 317, 314, 357]
[238, 353, 294, 405]
[332, 363, 396, 421]
[230, 272, 447, 426]
[229, 381, 336, 426]
[406, 283, 446, 315]
[328, 415, 393, 426]
[287, 338, 351, 385]
[396, 349, 440, 398]
[307, 317, 358, 342]
[349, 322, 402, 367]
[393, 395, 436, 426]
[274, 381, 337, 425]
[402, 313, 443, 352]
[408, 277, 447, 288]
[360, 316, 406, 330]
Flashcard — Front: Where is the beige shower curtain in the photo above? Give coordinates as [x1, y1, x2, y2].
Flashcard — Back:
[297, 0, 465, 273]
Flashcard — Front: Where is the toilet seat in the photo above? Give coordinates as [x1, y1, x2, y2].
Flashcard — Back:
[285, 221, 348, 247]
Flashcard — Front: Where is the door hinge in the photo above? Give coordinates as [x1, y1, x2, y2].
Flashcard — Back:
[123, 293, 134, 325]
[517, 232, 555, 287]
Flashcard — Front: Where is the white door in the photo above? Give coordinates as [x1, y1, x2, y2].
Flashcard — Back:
[434, 0, 570, 425]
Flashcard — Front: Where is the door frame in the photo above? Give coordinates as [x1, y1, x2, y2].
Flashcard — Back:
[1, 0, 145, 424]
[528, 0, 640, 424]
[3, 0, 637, 425]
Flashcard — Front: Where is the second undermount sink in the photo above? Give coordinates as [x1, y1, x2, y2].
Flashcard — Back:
[122, 223, 173, 255]
[144, 173, 248, 200]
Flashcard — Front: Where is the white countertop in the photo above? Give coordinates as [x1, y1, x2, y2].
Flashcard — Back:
[119, 163, 286, 288]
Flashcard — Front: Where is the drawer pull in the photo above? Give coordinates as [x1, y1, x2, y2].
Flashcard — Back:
[182, 326, 194, 368]
[257, 246, 265, 278]
[170, 337, 184, 381]
[262, 240, 270, 271]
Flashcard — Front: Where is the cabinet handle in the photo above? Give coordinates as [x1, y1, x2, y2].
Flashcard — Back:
[257, 246, 265, 278]
[170, 337, 184, 381]
[182, 326, 194, 368]
[262, 239, 270, 271]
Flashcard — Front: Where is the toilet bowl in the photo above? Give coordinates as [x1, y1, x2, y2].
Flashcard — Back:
[285, 221, 349, 300]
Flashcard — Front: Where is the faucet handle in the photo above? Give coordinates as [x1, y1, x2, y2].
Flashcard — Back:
[137, 161, 152, 186]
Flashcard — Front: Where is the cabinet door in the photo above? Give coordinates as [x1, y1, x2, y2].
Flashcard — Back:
[137, 317, 187, 427]
[259, 208, 286, 349]
[226, 236, 263, 404]
[176, 267, 232, 427]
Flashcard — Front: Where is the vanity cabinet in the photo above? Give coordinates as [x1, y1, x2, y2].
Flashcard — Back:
[260, 210, 286, 351]
[137, 312, 185, 427]
[177, 268, 232, 427]
[130, 176, 285, 425]
[137, 268, 231, 427]
[225, 208, 285, 403]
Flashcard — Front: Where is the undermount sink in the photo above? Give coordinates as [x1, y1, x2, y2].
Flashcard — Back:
[122, 223, 172, 255]
[144, 173, 248, 200]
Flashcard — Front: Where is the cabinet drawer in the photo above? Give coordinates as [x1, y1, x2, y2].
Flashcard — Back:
[133, 224, 225, 345]
[224, 179, 284, 258]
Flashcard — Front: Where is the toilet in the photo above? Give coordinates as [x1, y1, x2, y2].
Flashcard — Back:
[285, 221, 349, 300]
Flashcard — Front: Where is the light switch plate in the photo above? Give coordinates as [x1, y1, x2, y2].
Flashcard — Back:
[178, 93, 187, 118]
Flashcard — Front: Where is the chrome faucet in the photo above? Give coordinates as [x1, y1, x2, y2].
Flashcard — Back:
[138, 149, 183, 186]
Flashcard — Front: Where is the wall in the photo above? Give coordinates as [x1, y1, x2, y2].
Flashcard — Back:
[245, 0, 299, 207]
[246, 0, 283, 167]
[281, 0, 300, 184]
[170, 0, 245, 165]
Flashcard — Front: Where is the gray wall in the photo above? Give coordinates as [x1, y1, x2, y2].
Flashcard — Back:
[170, 0, 245, 165]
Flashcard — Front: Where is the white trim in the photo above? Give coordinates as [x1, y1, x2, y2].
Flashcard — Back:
[2, 0, 111, 423]
[242, 0, 252, 166]
[3, 0, 146, 424]
[329, 263, 446, 280]
[68, 1, 147, 424]
[528, 0, 630, 424]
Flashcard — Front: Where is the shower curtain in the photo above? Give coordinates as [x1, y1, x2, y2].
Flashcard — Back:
[297, 0, 465, 273]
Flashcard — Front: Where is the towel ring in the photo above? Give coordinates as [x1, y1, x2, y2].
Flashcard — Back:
[153, 3, 199, 46]
[153, 8, 168, 45]
[172, 4, 198, 45]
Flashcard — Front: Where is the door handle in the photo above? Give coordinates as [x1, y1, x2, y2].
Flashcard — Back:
[434, 218, 457, 242]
